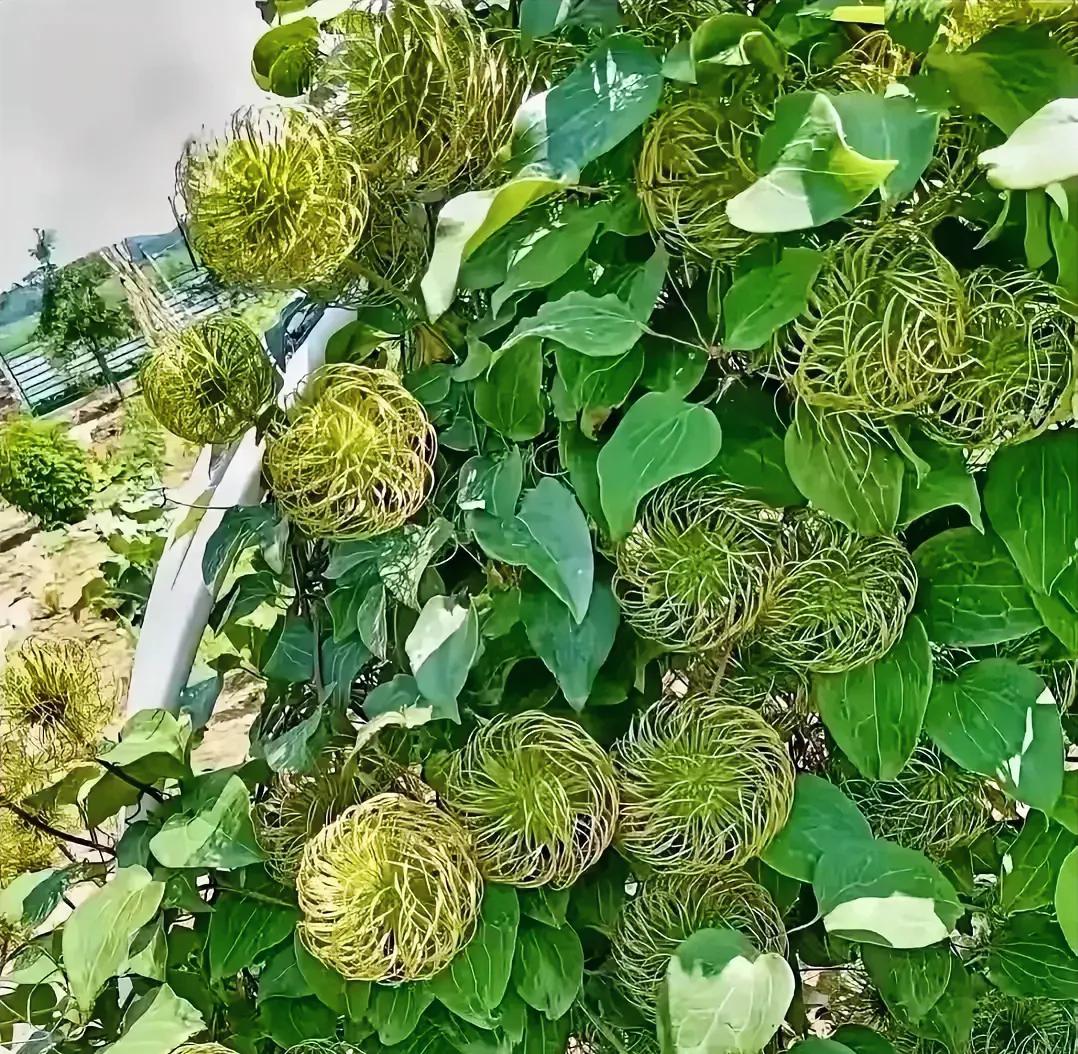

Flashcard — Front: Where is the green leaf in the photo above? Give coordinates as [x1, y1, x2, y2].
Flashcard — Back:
[363, 673, 458, 726]
[512, 37, 663, 181]
[511, 919, 584, 1020]
[520, 576, 619, 709]
[727, 93, 896, 232]
[258, 702, 329, 773]
[722, 248, 824, 351]
[658, 928, 794, 1054]
[814, 838, 963, 948]
[784, 404, 904, 536]
[356, 582, 389, 659]
[474, 338, 546, 441]
[987, 911, 1078, 999]
[501, 291, 645, 357]
[380, 518, 456, 610]
[520, 887, 571, 928]
[690, 14, 786, 89]
[258, 941, 314, 1003]
[832, 1027, 897, 1054]
[321, 636, 371, 705]
[984, 429, 1078, 596]
[521, 1009, 573, 1054]
[259, 996, 336, 1047]
[208, 893, 298, 980]
[913, 527, 1044, 646]
[492, 205, 602, 316]
[263, 615, 316, 682]
[100, 986, 203, 1054]
[554, 346, 644, 435]
[405, 596, 480, 712]
[924, 658, 1064, 812]
[202, 503, 278, 586]
[470, 477, 594, 622]
[368, 982, 436, 1044]
[762, 774, 873, 882]
[979, 97, 1078, 189]
[814, 616, 933, 781]
[999, 810, 1077, 913]
[422, 175, 565, 319]
[458, 449, 523, 519]
[830, 90, 940, 203]
[98, 708, 191, 782]
[294, 934, 370, 1018]
[429, 885, 520, 1027]
[149, 772, 263, 870]
[899, 433, 983, 531]
[0, 869, 61, 929]
[926, 24, 1078, 133]
[884, 0, 948, 52]
[252, 18, 317, 80]
[1052, 771, 1078, 835]
[1056, 848, 1078, 954]
[63, 865, 165, 1018]
[558, 422, 607, 533]
[913, 964, 977, 1054]
[860, 943, 952, 1025]
[598, 392, 723, 542]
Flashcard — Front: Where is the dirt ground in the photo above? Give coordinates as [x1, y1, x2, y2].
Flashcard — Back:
[0, 390, 262, 769]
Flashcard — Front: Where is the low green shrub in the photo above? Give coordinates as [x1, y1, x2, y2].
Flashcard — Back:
[0, 415, 94, 526]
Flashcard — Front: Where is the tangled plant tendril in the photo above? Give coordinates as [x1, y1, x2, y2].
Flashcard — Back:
[178, 107, 368, 291]
[141, 317, 274, 445]
[786, 224, 969, 421]
[842, 746, 996, 858]
[443, 711, 618, 889]
[928, 268, 1076, 447]
[296, 793, 482, 982]
[610, 868, 787, 1016]
[0, 639, 111, 797]
[751, 513, 917, 674]
[265, 364, 435, 540]
[612, 697, 794, 873]
[614, 478, 782, 652]
[324, 0, 527, 195]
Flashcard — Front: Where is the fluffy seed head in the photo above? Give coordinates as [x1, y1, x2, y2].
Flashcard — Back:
[842, 745, 996, 858]
[178, 107, 368, 291]
[323, 0, 527, 195]
[141, 317, 274, 444]
[265, 363, 435, 540]
[972, 993, 1078, 1054]
[636, 100, 759, 261]
[612, 698, 795, 873]
[443, 712, 618, 889]
[786, 223, 968, 421]
[751, 514, 917, 674]
[0, 808, 62, 884]
[296, 793, 482, 982]
[0, 639, 112, 797]
[610, 868, 787, 1016]
[928, 268, 1075, 447]
[614, 478, 782, 652]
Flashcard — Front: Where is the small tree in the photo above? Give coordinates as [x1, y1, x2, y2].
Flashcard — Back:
[32, 229, 135, 400]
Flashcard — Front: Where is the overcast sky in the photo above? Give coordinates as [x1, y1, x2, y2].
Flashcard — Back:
[0, 0, 267, 289]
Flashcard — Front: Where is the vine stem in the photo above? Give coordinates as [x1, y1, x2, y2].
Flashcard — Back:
[96, 758, 167, 803]
[1, 802, 114, 856]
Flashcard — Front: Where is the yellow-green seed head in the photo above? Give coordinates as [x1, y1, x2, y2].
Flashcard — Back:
[296, 793, 482, 982]
[178, 106, 368, 291]
[612, 698, 795, 873]
[265, 363, 435, 540]
[972, 993, 1078, 1054]
[786, 223, 968, 421]
[751, 514, 917, 674]
[614, 478, 782, 652]
[0, 638, 112, 798]
[0, 808, 62, 885]
[610, 868, 788, 1017]
[636, 99, 759, 261]
[323, 0, 528, 195]
[841, 745, 996, 858]
[929, 268, 1075, 447]
[443, 711, 618, 889]
[140, 316, 274, 444]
